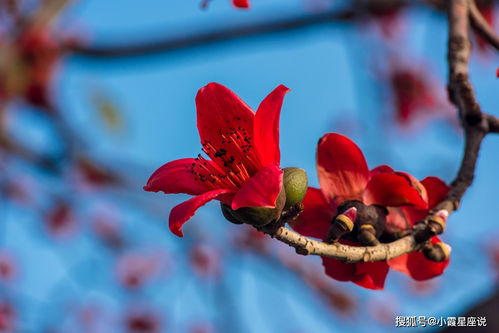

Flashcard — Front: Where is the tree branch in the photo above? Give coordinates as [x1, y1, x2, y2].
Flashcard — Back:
[272, 227, 420, 262]
[66, 8, 357, 58]
[67, 0, 415, 58]
[486, 114, 499, 133]
[438, 0, 496, 213]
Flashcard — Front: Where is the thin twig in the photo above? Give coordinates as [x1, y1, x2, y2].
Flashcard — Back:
[67, 8, 357, 58]
[67, 0, 417, 59]
[486, 114, 499, 133]
[469, 0, 499, 51]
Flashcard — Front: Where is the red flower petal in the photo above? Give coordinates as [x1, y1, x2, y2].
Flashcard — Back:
[421, 177, 449, 209]
[322, 257, 389, 290]
[385, 207, 413, 233]
[232, 0, 250, 8]
[253, 85, 289, 167]
[364, 172, 428, 209]
[289, 187, 335, 239]
[169, 189, 234, 237]
[395, 171, 428, 203]
[370, 165, 394, 176]
[316, 133, 369, 201]
[144, 158, 211, 195]
[351, 261, 390, 290]
[322, 257, 355, 282]
[195, 83, 258, 165]
[389, 176, 450, 227]
[231, 164, 283, 210]
[388, 236, 449, 281]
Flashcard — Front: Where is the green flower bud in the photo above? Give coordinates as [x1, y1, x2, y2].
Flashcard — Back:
[221, 202, 244, 224]
[220, 189, 286, 227]
[283, 167, 308, 209]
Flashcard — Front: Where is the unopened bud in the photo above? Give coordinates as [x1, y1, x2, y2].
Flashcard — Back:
[326, 207, 357, 243]
[428, 209, 448, 235]
[358, 224, 379, 246]
[423, 242, 451, 262]
[283, 167, 308, 209]
[221, 203, 243, 224]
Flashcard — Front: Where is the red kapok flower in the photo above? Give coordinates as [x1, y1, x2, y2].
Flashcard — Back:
[0, 251, 17, 282]
[116, 252, 163, 290]
[386, 64, 455, 130]
[0, 301, 15, 332]
[390, 69, 438, 126]
[232, 0, 250, 9]
[0, 28, 61, 109]
[290, 133, 448, 289]
[190, 244, 221, 278]
[44, 200, 78, 239]
[124, 307, 161, 333]
[366, 2, 405, 39]
[385, 175, 451, 280]
[144, 83, 289, 237]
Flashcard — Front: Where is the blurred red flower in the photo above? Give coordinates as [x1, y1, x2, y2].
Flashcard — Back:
[475, 0, 495, 54]
[92, 215, 125, 250]
[0, 302, 15, 332]
[189, 244, 221, 278]
[0, 251, 17, 282]
[124, 307, 161, 333]
[384, 63, 455, 130]
[116, 252, 164, 290]
[391, 69, 436, 124]
[44, 200, 78, 238]
[290, 133, 449, 289]
[144, 82, 289, 237]
[0, 28, 61, 109]
[232, 0, 250, 9]
[366, 1, 405, 39]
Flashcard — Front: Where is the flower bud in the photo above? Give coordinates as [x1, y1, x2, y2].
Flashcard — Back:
[221, 203, 243, 224]
[358, 224, 379, 246]
[282, 167, 308, 209]
[423, 242, 451, 262]
[427, 209, 448, 235]
[327, 207, 357, 243]
[220, 190, 286, 227]
[336, 207, 357, 232]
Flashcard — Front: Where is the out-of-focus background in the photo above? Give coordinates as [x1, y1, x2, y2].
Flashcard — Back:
[0, 0, 498, 332]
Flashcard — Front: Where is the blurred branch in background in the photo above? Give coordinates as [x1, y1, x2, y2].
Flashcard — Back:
[66, 0, 417, 58]
[66, 0, 498, 59]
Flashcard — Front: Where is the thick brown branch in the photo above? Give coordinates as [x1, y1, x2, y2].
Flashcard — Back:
[469, 0, 499, 51]
[439, 0, 494, 214]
